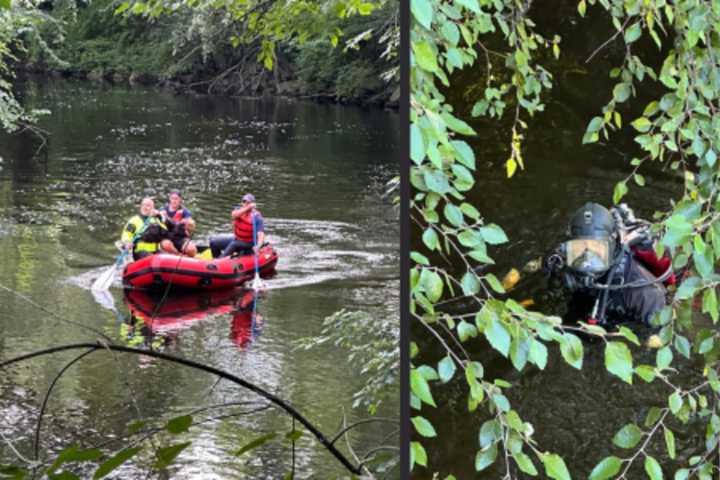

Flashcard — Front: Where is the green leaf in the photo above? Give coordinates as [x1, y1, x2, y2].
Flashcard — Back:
[410, 368, 436, 407]
[411, 416, 437, 437]
[48, 446, 104, 475]
[475, 444, 498, 471]
[542, 453, 571, 480]
[451, 140, 476, 169]
[413, 41, 438, 73]
[166, 415, 192, 434]
[618, 326, 640, 346]
[664, 427, 676, 459]
[444, 203, 464, 227]
[479, 419, 500, 448]
[456, 0, 480, 13]
[613, 181, 628, 204]
[514, 451, 538, 475]
[422, 228, 439, 251]
[461, 271, 480, 296]
[644, 455, 663, 480]
[484, 316, 511, 357]
[410, 441, 427, 468]
[605, 341, 633, 384]
[419, 269, 443, 302]
[154, 442, 191, 469]
[560, 333, 584, 369]
[529, 339, 548, 369]
[457, 320, 478, 342]
[631, 117, 652, 132]
[411, 0, 433, 29]
[635, 365, 656, 383]
[657, 346, 673, 369]
[410, 124, 425, 164]
[674, 335, 691, 359]
[442, 113, 476, 135]
[669, 391, 682, 414]
[613, 83, 631, 103]
[93, 448, 141, 479]
[587, 116, 604, 133]
[589, 456, 622, 480]
[285, 429, 303, 442]
[613, 423, 642, 449]
[114, 2, 130, 14]
[234, 433, 276, 457]
[438, 356, 456, 383]
[479, 224, 508, 244]
[484, 273, 505, 294]
[624, 23, 642, 43]
[411, 251, 430, 266]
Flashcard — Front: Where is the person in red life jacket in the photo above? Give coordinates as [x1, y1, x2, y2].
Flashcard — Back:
[158, 190, 197, 257]
[218, 193, 266, 258]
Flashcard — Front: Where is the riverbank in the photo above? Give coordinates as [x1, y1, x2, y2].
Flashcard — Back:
[19, 0, 398, 110]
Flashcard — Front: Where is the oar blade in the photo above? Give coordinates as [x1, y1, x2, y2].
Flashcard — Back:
[92, 264, 118, 291]
[251, 274, 265, 290]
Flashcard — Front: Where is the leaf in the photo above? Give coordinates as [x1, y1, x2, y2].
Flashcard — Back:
[438, 356, 456, 383]
[529, 339, 548, 369]
[475, 444, 498, 471]
[166, 415, 192, 434]
[644, 455, 663, 480]
[484, 273, 505, 294]
[154, 442, 191, 469]
[234, 433, 277, 457]
[457, 320, 478, 342]
[506, 158, 517, 178]
[456, 0, 480, 13]
[587, 116, 604, 133]
[605, 341, 633, 384]
[589, 456, 622, 480]
[410, 442, 427, 468]
[664, 427, 676, 459]
[422, 228, 439, 251]
[48, 446, 104, 475]
[479, 419, 500, 448]
[624, 23, 642, 43]
[484, 316, 511, 357]
[410, 368, 436, 407]
[618, 326, 640, 346]
[419, 269, 443, 302]
[114, 2, 130, 14]
[514, 451, 538, 475]
[577, 0, 586, 16]
[93, 448, 141, 479]
[411, 416, 437, 437]
[613, 181, 628, 204]
[613, 83, 631, 103]
[560, 333, 584, 369]
[613, 423, 642, 449]
[285, 429, 303, 442]
[669, 391, 682, 414]
[413, 41, 438, 72]
[410, 124, 425, 164]
[542, 453, 571, 480]
[444, 203, 464, 227]
[411, 0, 433, 29]
[631, 117, 652, 132]
[479, 224, 508, 245]
[451, 140, 476, 169]
[656, 346, 673, 369]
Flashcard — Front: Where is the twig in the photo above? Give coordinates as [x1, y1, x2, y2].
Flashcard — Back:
[585, 17, 631, 64]
[0, 342, 362, 475]
[34, 347, 98, 461]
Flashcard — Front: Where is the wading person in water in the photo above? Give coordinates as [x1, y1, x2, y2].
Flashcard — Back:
[218, 193, 266, 258]
[544, 202, 670, 328]
[121, 197, 169, 260]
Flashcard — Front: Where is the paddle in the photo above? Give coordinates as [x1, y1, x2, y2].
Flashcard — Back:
[92, 246, 130, 291]
[250, 210, 265, 290]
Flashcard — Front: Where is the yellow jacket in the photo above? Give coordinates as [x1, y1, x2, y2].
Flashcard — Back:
[121, 215, 167, 254]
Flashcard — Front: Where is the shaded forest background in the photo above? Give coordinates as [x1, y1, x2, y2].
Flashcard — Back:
[16, 0, 398, 107]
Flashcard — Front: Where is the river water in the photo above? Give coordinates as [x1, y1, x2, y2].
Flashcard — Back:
[0, 77, 399, 478]
[413, 4, 707, 479]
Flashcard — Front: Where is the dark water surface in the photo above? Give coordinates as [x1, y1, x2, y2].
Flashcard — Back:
[0, 77, 399, 478]
[414, 3, 707, 479]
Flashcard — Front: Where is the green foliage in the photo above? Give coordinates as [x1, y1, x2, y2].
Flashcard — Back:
[412, 0, 720, 478]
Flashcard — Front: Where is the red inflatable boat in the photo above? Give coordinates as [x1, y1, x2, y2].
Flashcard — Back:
[122, 245, 278, 290]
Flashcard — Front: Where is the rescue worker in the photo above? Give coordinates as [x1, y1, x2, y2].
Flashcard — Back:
[545, 202, 669, 327]
[121, 197, 169, 260]
[217, 193, 266, 258]
[160, 190, 192, 223]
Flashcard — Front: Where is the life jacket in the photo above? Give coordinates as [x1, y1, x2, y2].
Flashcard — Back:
[233, 214, 255, 243]
[121, 215, 167, 254]
[163, 205, 187, 223]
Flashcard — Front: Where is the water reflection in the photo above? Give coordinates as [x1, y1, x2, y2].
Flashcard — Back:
[122, 288, 265, 351]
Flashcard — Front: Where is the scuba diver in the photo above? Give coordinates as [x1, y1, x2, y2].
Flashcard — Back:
[545, 202, 675, 327]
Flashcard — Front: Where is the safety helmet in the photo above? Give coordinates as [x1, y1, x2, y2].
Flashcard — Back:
[564, 202, 619, 277]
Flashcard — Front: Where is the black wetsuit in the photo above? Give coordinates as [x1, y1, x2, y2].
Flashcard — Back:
[562, 251, 666, 326]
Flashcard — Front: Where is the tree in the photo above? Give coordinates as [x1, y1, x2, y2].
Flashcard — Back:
[411, 0, 720, 478]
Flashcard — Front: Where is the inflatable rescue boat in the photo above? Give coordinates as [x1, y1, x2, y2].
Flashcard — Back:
[122, 245, 278, 290]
